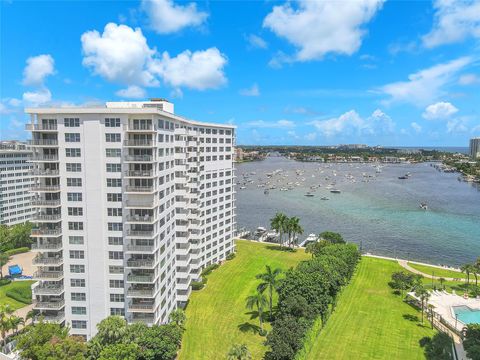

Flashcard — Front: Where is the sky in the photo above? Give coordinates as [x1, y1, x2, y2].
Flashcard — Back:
[1, 0, 479, 146]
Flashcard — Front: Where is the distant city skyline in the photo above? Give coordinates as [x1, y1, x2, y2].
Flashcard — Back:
[1, 0, 480, 146]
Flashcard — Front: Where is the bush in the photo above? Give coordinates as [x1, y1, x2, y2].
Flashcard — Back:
[5, 247, 30, 256]
[201, 263, 219, 277]
[6, 286, 32, 304]
[226, 252, 236, 260]
[191, 281, 204, 290]
[0, 279, 12, 286]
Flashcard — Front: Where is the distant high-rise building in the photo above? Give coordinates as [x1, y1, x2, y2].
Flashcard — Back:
[0, 141, 35, 225]
[470, 138, 480, 160]
[26, 99, 236, 338]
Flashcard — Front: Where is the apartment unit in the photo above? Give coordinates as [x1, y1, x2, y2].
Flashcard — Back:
[0, 141, 35, 225]
[26, 99, 236, 338]
[470, 137, 480, 160]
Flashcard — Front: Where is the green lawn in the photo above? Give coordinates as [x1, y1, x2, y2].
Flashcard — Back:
[0, 280, 34, 310]
[179, 240, 309, 360]
[408, 262, 465, 279]
[306, 257, 436, 360]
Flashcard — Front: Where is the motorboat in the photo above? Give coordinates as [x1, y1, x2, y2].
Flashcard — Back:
[330, 189, 341, 194]
[420, 202, 428, 210]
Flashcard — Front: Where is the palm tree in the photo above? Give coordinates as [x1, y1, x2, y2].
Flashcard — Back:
[287, 216, 303, 248]
[415, 287, 430, 324]
[0, 305, 14, 343]
[427, 304, 435, 329]
[256, 265, 282, 320]
[270, 212, 288, 248]
[227, 343, 252, 360]
[461, 264, 471, 284]
[245, 291, 268, 333]
[0, 252, 10, 279]
[25, 309, 37, 326]
[439, 278, 446, 290]
[9, 315, 24, 335]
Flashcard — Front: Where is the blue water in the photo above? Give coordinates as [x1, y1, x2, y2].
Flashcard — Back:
[236, 156, 480, 266]
[453, 306, 480, 325]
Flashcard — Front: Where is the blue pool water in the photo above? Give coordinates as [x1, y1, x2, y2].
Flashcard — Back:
[453, 306, 480, 325]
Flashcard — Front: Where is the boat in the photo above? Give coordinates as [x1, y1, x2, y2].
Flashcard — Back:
[320, 197, 330, 200]
[304, 192, 314, 197]
[398, 176, 408, 180]
[300, 233, 318, 247]
[264, 189, 269, 195]
[330, 189, 341, 194]
[420, 202, 428, 210]
[240, 186, 246, 189]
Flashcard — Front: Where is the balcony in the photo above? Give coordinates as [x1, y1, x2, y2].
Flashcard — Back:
[128, 302, 155, 312]
[34, 299, 65, 310]
[124, 155, 155, 162]
[33, 284, 64, 296]
[31, 154, 59, 162]
[38, 312, 65, 324]
[127, 274, 155, 283]
[31, 199, 61, 207]
[32, 213, 61, 222]
[26, 124, 58, 131]
[126, 244, 155, 253]
[125, 200, 157, 209]
[126, 288, 155, 298]
[31, 242, 62, 251]
[126, 259, 155, 268]
[125, 170, 154, 178]
[125, 214, 155, 224]
[124, 140, 153, 147]
[125, 185, 155, 193]
[31, 228, 62, 237]
[177, 287, 192, 302]
[33, 256, 63, 266]
[29, 139, 59, 146]
[34, 270, 64, 280]
[31, 185, 61, 192]
[126, 230, 155, 238]
[127, 124, 156, 132]
[130, 315, 154, 325]
[177, 276, 191, 290]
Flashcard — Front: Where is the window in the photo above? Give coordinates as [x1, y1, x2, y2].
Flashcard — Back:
[70, 265, 85, 273]
[66, 163, 81, 172]
[107, 208, 122, 217]
[109, 280, 124, 288]
[69, 236, 84, 245]
[106, 149, 121, 157]
[106, 164, 121, 172]
[67, 178, 82, 187]
[70, 250, 85, 259]
[68, 221, 83, 230]
[68, 207, 83, 216]
[65, 148, 81, 157]
[65, 133, 80, 142]
[71, 279, 86, 287]
[71, 292, 86, 301]
[110, 294, 125, 303]
[67, 193, 82, 201]
[107, 178, 122, 187]
[72, 306, 87, 315]
[105, 133, 121, 142]
[109, 251, 123, 260]
[72, 320, 87, 329]
[64, 118, 80, 127]
[110, 308, 125, 316]
[105, 118, 121, 127]
[108, 223, 122, 231]
[107, 193, 122, 202]
[109, 265, 123, 274]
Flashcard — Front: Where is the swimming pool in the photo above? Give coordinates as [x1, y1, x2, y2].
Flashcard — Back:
[452, 306, 480, 325]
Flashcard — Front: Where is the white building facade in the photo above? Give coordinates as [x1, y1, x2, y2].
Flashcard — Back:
[470, 137, 480, 160]
[0, 141, 35, 225]
[26, 99, 236, 338]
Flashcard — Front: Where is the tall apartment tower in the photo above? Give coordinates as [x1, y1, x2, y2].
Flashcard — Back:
[0, 141, 35, 225]
[26, 99, 236, 338]
[470, 137, 480, 160]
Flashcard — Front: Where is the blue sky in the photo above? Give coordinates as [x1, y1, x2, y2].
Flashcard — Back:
[1, 0, 479, 146]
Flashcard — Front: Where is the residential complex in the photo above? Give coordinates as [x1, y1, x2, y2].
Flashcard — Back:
[470, 137, 480, 160]
[0, 141, 34, 225]
[26, 99, 236, 338]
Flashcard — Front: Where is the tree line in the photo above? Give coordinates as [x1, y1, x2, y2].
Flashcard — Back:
[270, 213, 304, 249]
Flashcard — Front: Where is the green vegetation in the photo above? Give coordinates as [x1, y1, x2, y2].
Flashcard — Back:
[0, 280, 33, 310]
[270, 212, 304, 248]
[464, 323, 480, 360]
[179, 240, 309, 360]
[5, 247, 30, 257]
[0, 223, 33, 252]
[408, 262, 466, 279]
[306, 257, 436, 359]
[0, 305, 26, 344]
[420, 333, 454, 360]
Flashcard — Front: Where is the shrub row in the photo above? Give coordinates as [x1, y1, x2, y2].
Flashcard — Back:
[200, 263, 220, 277]
[265, 243, 361, 360]
[6, 287, 32, 304]
[5, 247, 30, 256]
[0, 279, 12, 287]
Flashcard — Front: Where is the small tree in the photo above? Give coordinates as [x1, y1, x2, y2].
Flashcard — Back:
[270, 213, 288, 248]
[245, 291, 268, 334]
[256, 265, 282, 320]
[0, 252, 10, 279]
[461, 264, 471, 284]
[94, 316, 128, 345]
[415, 286, 431, 324]
[227, 343, 252, 360]
[169, 308, 186, 328]
[464, 324, 480, 360]
[318, 231, 345, 244]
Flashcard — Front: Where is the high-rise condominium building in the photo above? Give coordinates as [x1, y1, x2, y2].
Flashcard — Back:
[26, 99, 236, 338]
[0, 141, 35, 225]
[470, 137, 480, 160]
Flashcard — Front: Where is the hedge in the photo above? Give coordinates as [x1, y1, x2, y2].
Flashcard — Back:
[6, 287, 32, 305]
[0, 279, 12, 287]
[5, 247, 30, 256]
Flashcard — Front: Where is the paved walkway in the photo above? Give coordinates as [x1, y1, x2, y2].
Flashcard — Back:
[1, 252, 35, 277]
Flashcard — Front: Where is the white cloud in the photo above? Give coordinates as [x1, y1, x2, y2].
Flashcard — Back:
[422, 0, 480, 48]
[447, 118, 469, 133]
[263, 0, 384, 62]
[422, 101, 459, 120]
[411, 122, 422, 133]
[459, 73, 480, 85]
[81, 23, 158, 87]
[141, 0, 208, 34]
[22, 54, 55, 86]
[151, 48, 227, 90]
[380, 56, 472, 105]
[246, 34, 268, 49]
[247, 119, 295, 128]
[239, 83, 260, 96]
[115, 85, 146, 99]
[309, 109, 394, 137]
[305, 132, 317, 141]
[22, 88, 52, 106]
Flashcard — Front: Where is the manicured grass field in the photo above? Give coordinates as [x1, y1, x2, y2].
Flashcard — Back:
[179, 240, 309, 360]
[0, 280, 34, 310]
[306, 257, 436, 360]
[408, 262, 465, 279]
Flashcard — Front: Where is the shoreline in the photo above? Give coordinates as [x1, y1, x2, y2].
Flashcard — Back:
[362, 253, 462, 273]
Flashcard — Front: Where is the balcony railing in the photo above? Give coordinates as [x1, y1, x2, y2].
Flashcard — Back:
[31, 199, 61, 207]
[26, 124, 58, 131]
[130, 315, 154, 324]
[33, 285, 64, 296]
[34, 271, 63, 280]
[29, 139, 58, 146]
[39, 312, 65, 323]
[128, 124, 156, 131]
[126, 259, 154, 268]
[31, 228, 62, 236]
[31, 154, 59, 162]
[34, 299, 65, 310]
[31, 242, 62, 251]
[31, 169, 60, 176]
[127, 274, 154, 283]
[125, 185, 154, 193]
[128, 303, 155, 311]
[125, 170, 154, 177]
[125, 215, 154, 223]
[126, 244, 155, 253]
[32, 213, 61, 221]
[31, 185, 61, 192]
[124, 155, 154, 162]
[127, 288, 155, 297]
[124, 140, 153, 147]
[126, 230, 155, 237]
[125, 200, 156, 208]
[33, 256, 63, 266]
